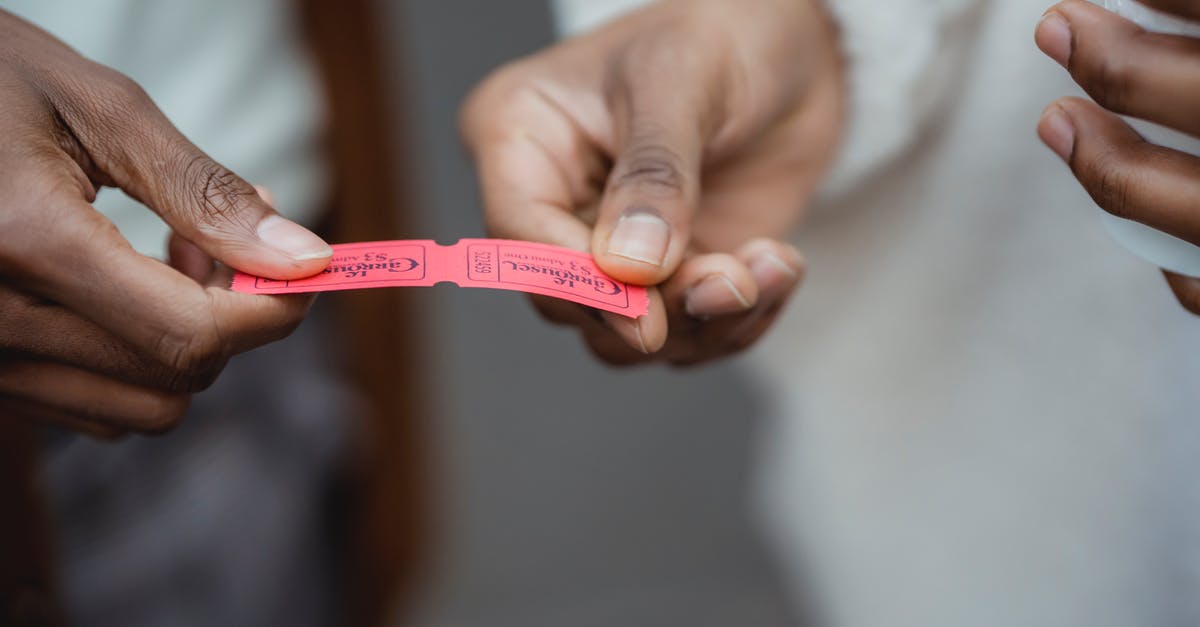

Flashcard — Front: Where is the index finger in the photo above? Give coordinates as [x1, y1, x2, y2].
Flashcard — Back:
[1132, 0, 1200, 22]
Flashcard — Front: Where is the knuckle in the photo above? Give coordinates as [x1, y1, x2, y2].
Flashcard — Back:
[82, 67, 153, 129]
[1085, 147, 1141, 220]
[100, 69, 148, 103]
[611, 143, 687, 196]
[0, 195, 120, 280]
[459, 61, 534, 140]
[183, 156, 258, 233]
[151, 319, 227, 392]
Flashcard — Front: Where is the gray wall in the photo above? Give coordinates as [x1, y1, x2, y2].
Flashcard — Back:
[384, 1, 800, 625]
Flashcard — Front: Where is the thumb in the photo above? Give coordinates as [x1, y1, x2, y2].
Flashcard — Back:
[592, 65, 707, 285]
[60, 81, 331, 279]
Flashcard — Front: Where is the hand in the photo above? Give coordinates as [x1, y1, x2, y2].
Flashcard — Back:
[0, 10, 332, 435]
[460, 0, 844, 365]
[1036, 0, 1200, 314]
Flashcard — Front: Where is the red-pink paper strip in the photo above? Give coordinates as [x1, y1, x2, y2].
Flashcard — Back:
[230, 239, 649, 318]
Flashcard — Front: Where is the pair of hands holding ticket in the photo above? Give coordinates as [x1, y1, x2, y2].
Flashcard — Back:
[0, 0, 838, 435]
[2, 0, 1199, 435]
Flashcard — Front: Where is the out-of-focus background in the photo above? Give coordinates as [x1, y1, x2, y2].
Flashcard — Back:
[383, 1, 797, 624]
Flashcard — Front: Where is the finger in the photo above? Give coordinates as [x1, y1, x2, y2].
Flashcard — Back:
[737, 238, 807, 305]
[0, 284, 295, 393]
[1136, 0, 1200, 22]
[526, 297, 659, 364]
[0, 397, 127, 440]
[460, 68, 605, 250]
[0, 288, 184, 390]
[1038, 0, 1200, 137]
[528, 295, 600, 327]
[1039, 97, 1200, 245]
[665, 308, 781, 367]
[652, 248, 796, 367]
[463, 79, 673, 353]
[2, 197, 314, 387]
[166, 173, 274, 285]
[591, 36, 720, 286]
[1165, 270, 1200, 315]
[47, 71, 331, 279]
[475, 126, 671, 353]
[580, 325, 655, 367]
[167, 231, 214, 284]
[254, 184, 277, 208]
[600, 288, 668, 354]
[0, 360, 191, 433]
[659, 253, 759, 320]
[471, 130, 595, 250]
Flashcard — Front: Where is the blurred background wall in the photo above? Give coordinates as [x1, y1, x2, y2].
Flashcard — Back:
[377, 1, 800, 624]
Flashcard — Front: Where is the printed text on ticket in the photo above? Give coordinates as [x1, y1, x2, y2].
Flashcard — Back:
[230, 239, 650, 318]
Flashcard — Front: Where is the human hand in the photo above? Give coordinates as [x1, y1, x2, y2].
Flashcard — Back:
[460, 0, 844, 365]
[0, 10, 331, 435]
[1036, 0, 1200, 314]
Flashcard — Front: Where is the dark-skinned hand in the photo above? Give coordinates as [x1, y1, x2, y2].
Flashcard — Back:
[1037, 0, 1200, 314]
[0, 10, 332, 436]
[461, 0, 844, 366]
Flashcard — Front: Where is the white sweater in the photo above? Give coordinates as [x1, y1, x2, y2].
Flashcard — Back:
[556, 1, 1200, 626]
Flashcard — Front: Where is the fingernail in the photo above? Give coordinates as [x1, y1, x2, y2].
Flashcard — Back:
[604, 312, 650, 354]
[607, 209, 670, 266]
[256, 215, 333, 261]
[1036, 12, 1072, 68]
[751, 250, 798, 282]
[750, 250, 800, 300]
[626, 318, 649, 354]
[1039, 106, 1076, 163]
[685, 274, 752, 318]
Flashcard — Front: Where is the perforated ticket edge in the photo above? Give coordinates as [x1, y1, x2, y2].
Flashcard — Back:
[230, 239, 650, 318]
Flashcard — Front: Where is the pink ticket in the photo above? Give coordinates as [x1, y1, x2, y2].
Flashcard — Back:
[230, 239, 649, 318]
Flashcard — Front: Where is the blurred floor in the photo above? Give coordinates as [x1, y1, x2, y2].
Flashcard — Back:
[383, 1, 800, 624]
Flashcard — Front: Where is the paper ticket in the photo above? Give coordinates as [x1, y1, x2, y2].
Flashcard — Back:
[230, 239, 649, 318]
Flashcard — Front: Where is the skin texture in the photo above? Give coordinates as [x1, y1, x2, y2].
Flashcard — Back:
[460, 0, 845, 366]
[0, 11, 332, 435]
[1036, 0, 1200, 314]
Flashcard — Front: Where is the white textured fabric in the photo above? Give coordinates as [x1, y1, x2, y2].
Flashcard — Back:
[818, 0, 985, 197]
[4, 0, 328, 258]
[747, 2, 1200, 626]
